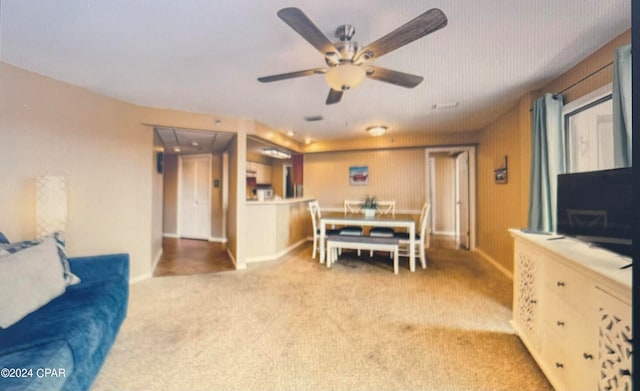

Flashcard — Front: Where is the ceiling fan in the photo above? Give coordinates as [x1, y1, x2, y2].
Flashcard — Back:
[257, 7, 447, 105]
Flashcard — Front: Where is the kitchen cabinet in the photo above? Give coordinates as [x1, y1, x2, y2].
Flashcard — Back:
[247, 161, 272, 184]
[509, 229, 632, 391]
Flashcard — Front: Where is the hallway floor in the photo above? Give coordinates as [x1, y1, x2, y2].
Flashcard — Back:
[153, 238, 235, 277]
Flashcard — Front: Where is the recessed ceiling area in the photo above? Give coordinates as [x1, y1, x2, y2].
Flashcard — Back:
[154, 127, 235, 154]
[0, 1, 631, 142]
[154, 127, 295, 160]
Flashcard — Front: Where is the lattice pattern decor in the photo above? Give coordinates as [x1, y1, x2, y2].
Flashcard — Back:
[517, 252, 537, 332]
[36, 175, 68, 238]
[598, 308, 632, 391]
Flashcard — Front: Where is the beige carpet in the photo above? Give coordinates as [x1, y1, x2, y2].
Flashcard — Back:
[92, 245, 552, 391]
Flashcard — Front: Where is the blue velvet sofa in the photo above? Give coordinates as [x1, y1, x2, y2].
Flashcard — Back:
[0, 253, 129, 391]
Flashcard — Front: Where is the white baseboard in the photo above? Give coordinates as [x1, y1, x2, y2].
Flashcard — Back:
[245, 239, 307, 264]
[130, 273, 151, 284]
[474, 248, 513, 280]
[163, 232, 228, 243]
[151, 248, 163, 273]
[226, 248, 246, 270]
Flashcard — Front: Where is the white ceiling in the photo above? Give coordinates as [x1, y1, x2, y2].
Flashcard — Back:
[0, 1, 631, 142]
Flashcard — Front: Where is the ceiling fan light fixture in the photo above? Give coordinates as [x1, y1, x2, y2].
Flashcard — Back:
[325, 63, 366, 91]
[366, 126, 387, 137]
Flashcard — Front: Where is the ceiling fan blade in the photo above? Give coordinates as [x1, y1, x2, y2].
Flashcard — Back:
[366, 66, 424, 88]
[326, 89, 343, 105]
[353, 8, 447, 63]
[258, 68, 326, 83]
[277, 7, 341, 59]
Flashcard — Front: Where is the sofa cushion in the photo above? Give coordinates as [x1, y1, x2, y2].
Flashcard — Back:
[0, 271, 128, 390]
[0, 232, 9, 244]
[0, 239, 67, 329]
[0, 232, 80, 286]
[0, 253, 129, 391]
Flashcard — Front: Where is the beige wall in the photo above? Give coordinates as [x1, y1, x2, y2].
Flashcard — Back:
[270, 159, 286, 198]
[304, 149, 428, 212]
[0, 63, 154, 280]
[162, 153, 179, 234]
[474, 29, 630, 274]
[0, 62, 250, 279]
[152, 148, 164, 267]
[476, 99, 531, 273]
[226, 136, 240, 267]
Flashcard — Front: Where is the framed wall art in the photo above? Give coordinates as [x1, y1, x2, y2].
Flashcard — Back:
[349, 166, 368, 186]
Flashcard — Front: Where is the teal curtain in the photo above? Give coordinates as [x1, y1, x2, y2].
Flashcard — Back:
[528, 93, 564, 232]
[612, 44, 632, 167]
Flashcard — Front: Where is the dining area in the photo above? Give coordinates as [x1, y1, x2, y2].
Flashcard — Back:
[308, 198, 431, 275]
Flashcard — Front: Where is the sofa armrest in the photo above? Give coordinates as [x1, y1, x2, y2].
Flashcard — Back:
[68, 253, 129, 284]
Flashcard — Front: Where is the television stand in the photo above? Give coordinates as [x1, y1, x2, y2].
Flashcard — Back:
[509, 229, 632, 391]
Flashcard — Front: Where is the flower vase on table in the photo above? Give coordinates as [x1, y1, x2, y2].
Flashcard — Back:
[361, 195, 377, 218]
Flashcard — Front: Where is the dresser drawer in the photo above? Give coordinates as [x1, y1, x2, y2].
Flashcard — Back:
[544, 297, 597, 353]
[543, 345, 597, 391]
[544, 258, 592, 313]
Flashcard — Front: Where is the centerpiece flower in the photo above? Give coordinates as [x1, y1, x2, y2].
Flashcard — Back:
[361, 195, 377, 217]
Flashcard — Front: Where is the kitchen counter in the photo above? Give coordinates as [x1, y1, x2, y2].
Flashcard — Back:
[245, 197, 315, 263]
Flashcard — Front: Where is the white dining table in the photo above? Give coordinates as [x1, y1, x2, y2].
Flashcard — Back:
[319, 212, 417, 272]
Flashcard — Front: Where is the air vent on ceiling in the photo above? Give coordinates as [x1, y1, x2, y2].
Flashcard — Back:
[304, 115, 323, 122]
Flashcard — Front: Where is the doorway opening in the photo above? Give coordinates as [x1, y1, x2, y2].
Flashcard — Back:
[425, 146, 476, 250]
[284, 164, 294, 198]
[154, 127, 235, 276]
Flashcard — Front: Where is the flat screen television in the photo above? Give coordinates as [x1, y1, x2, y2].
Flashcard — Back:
[556, 167, 632, 258]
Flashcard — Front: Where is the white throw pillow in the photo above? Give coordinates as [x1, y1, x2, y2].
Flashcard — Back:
[0, 238, 67, 328]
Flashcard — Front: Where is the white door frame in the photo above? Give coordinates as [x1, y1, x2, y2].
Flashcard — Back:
[178, 153, 212, 240]
[425, 146, 476, 250]
[455, 150, 470, 249]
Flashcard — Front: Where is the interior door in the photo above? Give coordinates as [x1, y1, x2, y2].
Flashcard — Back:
[179, 154, 211, 240]
[456, 151, 470, 249]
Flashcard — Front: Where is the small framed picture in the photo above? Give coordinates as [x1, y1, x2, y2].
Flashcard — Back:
[349, 166, 368, 185]
[494, 167, 507, 184]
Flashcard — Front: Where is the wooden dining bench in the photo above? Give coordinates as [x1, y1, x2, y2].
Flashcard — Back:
[326, 235, 400, 274]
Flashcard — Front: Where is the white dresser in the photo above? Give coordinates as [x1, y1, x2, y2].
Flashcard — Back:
[509, 229, 632, 391]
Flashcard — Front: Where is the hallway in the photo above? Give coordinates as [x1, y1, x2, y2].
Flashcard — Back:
[153, 238, 235, 277]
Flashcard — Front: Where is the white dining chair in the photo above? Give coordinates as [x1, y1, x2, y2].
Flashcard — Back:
[308, 200, 340, 260]
[343, 200, 362, 215]
[395, 202, 431, 269]
[376, 200, 396, 216]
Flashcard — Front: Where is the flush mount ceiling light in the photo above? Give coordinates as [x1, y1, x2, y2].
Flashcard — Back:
[325, 63, 367, 91]
[262, 147, 292, 160]
[366, 126, 387, 137]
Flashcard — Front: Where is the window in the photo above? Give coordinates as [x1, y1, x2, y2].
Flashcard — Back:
[563, 85, 614, 173]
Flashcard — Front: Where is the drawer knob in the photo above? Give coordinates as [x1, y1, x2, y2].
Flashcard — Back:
[555, 362, 564, 369]
[583, 353, 594, 360]
[556, 281, 565, 287]
[556, 320, 565, 327]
